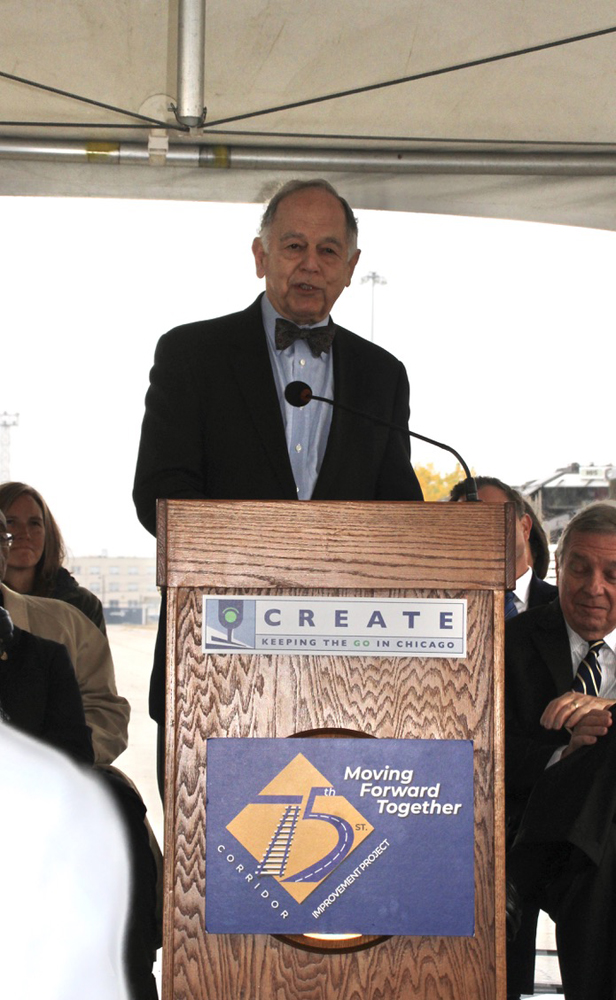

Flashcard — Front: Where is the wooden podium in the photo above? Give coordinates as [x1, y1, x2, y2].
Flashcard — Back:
[158, 499, 515, 1000]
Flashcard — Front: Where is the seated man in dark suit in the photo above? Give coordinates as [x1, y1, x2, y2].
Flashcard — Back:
[133, 178, 424, 790]
[450, 475, 558, 615]
[505, 500, 616, 1000]
[451, 475, 558, 997]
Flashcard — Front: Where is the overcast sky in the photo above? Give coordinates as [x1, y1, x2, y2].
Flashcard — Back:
[1, 195, 614, 558]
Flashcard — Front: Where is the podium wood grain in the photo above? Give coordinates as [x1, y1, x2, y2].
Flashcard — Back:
[159, 501, 512, 1000]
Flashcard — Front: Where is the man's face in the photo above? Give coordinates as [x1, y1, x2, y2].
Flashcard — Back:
[471, 485, 532, 580]
[558, 531, 616, 640]
[252, 187, 360, 325]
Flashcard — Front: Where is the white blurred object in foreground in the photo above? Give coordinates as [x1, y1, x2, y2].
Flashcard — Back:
[0, 722, 130, 999]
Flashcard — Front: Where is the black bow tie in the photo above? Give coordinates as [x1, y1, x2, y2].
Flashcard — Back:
[275, 317, 336, 358]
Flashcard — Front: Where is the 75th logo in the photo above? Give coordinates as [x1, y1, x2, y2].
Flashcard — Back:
[226, 753, 374, 903]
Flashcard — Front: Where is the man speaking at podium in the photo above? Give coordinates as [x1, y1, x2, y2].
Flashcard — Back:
[133, 179, 423, 779]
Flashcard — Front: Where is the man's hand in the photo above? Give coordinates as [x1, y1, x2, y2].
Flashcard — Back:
[540, 692, 615, 732]
[561, 707, 614, 757]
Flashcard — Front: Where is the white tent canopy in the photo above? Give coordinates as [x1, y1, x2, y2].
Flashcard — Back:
[2, 0, 616, 229]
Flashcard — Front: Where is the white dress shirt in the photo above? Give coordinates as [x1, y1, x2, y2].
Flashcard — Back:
[513, 566, 533, 614]
[565, 621, 616, 699]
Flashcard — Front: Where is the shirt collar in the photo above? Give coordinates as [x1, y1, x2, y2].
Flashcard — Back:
[565, 620, 616, 660]
[514, 566, 533, 610]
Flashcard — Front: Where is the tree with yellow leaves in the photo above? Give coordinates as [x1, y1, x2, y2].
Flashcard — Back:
[414, 463, 474, 502]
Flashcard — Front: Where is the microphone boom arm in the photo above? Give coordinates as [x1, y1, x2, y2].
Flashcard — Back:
[288, 382, 478, 502]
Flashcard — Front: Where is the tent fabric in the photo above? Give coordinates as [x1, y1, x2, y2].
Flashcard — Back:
[1, 1, 616, 228]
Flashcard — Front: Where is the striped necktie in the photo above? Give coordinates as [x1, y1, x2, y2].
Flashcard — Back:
[572, 639, 604, 696]
[504, 590, 518, 620]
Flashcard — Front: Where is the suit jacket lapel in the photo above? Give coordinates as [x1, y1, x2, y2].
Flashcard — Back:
[227, 297, 297, 497]
[533, 600, 574, 695]
[527, 572, 558, 609]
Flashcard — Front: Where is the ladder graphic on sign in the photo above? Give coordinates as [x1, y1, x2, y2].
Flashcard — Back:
[255, 804, 301, 877]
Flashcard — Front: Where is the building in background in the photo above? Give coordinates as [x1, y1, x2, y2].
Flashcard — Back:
[522, 462, 616, 542]
[66, 555, 158, 625]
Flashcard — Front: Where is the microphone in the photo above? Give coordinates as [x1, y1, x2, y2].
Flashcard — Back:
[284, 381, 314, 408]
[284, 380, 478, 501]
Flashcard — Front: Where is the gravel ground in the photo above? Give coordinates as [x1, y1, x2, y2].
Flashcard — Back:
[107, 623, 162, 844]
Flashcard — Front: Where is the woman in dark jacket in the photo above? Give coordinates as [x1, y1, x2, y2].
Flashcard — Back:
[0, 481, 106, 632]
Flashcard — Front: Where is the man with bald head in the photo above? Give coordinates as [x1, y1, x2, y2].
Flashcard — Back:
[505, 501, 616, 999]
[134, 179, 423, 777]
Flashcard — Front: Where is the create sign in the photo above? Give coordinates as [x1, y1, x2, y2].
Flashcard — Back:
[203, 596, 467, 656]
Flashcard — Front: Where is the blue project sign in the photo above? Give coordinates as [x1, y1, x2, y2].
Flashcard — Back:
[205, 738, 474, 936]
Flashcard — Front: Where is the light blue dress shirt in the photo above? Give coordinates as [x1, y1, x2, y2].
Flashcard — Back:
[261, 295, 334, 500]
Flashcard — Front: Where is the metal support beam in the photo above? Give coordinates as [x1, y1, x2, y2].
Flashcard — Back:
[176, 0, 206, 128]
[2, 137, 616, 176]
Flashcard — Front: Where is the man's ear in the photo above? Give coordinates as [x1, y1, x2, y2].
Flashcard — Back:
[346, 248, 361, 286]
[520, 512, 532, 542]
[252, 237, 267, 279]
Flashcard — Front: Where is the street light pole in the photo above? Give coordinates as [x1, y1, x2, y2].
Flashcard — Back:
[361, 271, 387, 341]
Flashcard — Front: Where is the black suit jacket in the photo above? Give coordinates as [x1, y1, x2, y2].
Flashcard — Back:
[133, 295, 423, 535]
[0, 625, 94, 765]
[527, 571, 558, 610]
[505, 599, 573, 831]
[506, 593, 567, 994]
[505, 597, 616, 996]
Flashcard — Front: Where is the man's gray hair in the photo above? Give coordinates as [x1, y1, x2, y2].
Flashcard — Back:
[258, 179, 359, 259]
[556, 500, 616, 562]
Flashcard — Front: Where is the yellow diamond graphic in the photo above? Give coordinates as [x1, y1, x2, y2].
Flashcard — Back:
[227, 752, 374, 903]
